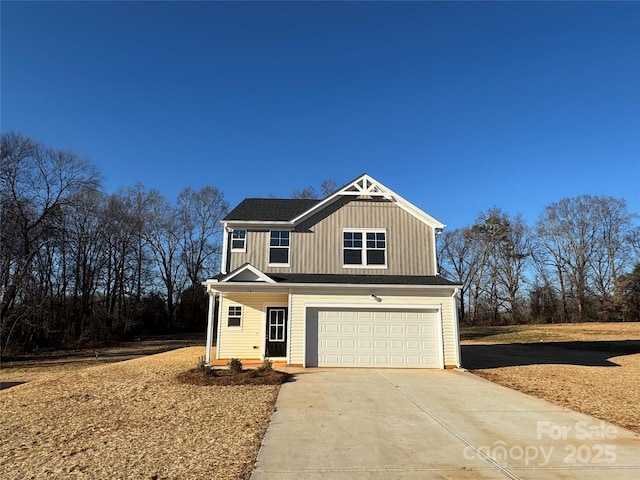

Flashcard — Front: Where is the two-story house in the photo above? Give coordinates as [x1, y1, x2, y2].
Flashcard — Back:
[202, 174, 461, 368]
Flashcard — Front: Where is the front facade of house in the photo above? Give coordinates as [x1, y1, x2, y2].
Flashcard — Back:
[203, 174, 461, 368]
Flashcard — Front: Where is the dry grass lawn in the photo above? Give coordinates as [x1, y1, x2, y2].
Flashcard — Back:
[3, 322, 639, 478]
[462, 322, 640, 434]
[1, 347, 280, 479]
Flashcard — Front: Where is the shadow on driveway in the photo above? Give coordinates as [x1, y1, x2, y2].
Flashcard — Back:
[462, 340, 640, 369]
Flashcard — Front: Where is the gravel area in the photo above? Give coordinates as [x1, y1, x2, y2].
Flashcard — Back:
[1, 347, 280, 479]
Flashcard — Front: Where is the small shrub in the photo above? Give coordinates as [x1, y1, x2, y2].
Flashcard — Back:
[196, 356, 215, 376]
[228, 358, 243, 373]
[257, 359, 273, 373]
[197, 356, 209, 371]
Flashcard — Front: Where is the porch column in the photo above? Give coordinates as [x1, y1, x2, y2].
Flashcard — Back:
[205, 290, 216, 365]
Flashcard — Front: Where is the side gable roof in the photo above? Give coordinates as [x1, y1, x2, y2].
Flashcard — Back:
[224, 198, 319, 222]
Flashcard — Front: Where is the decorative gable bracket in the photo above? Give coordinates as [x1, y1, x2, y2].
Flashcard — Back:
[340, 174, 393, 199]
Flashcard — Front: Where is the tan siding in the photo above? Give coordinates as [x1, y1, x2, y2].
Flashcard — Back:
[228, 198, 436, 275]
[289, 290, 456, 367]
[217, 293, 288, 360]
[229, 230, 270, 272]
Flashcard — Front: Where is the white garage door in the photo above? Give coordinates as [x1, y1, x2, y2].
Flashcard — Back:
[316, 309, 441, 368]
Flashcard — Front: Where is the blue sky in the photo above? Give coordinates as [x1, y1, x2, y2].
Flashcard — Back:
[2, 1, 639, 229]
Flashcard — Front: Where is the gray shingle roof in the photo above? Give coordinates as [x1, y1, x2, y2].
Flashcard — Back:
[224, 198, 320, 222]
[214, 270, 459, 286]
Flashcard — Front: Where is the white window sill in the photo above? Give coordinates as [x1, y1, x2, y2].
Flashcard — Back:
[342, 265, 388, 269]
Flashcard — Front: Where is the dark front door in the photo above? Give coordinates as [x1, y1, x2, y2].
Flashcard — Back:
[265, 307, 288, 357]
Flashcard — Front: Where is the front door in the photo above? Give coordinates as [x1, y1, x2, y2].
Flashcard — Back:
[265, 307, 288, 358]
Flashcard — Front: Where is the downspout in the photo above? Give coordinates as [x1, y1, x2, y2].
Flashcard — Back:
[452, 287, 461, 368]
[221, 223, 230, 274]
[216, 293, 224, 360]
[205, 288, 216, 365]
[287, 288, 293, 365]
[434, 227, 443, 275]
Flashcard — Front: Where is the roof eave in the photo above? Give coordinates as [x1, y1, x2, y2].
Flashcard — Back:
[204, 280, 461, 290]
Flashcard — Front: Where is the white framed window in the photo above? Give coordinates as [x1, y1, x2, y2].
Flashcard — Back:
[227, 305, 242, 328]
[269, 230, 290, 266]
[231, 230, 246, 251]
[343, 229, 387, 268]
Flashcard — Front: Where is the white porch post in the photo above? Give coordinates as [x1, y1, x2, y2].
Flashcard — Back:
[205, 290, 216, 365]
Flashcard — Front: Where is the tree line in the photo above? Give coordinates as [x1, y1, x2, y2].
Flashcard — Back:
[438, 202, 640, 325]
[1, 132, 228, 353]
[2, 132, 639, 352]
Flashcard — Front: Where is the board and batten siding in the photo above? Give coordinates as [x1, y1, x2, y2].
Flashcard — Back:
[217, 293, 288, 360]
[228, 198, 436, 275]
[288, 290, 459, 368]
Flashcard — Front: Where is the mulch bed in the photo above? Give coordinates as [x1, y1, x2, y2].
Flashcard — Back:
[177, 368, 290, 386]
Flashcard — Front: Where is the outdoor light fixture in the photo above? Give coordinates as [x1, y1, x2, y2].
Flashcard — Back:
[370, 294, 382, 302]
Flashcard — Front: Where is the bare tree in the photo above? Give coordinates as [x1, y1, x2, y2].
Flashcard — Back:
[292, 179, 339, 199]
[291, 186, 318, 199]
[177, 186, 228, 286]
[534, 195, 636, 322]
[320, 179, 338, 197]
[143, 191, 187, 331]
[1, 132, 101, 348]
[438, 227, 481, 324]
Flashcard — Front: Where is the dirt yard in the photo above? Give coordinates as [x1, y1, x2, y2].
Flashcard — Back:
[0, 347, 281, 480]
[461, 322, 640, 434]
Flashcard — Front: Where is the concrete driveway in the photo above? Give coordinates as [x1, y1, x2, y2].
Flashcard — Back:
[251, 368, 640, 479]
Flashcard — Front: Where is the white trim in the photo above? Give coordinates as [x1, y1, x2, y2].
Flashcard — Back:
[230, 229, 247, 252]
[342, 228, 388, 269]
[217, 263, 276, 283]
[287, 290, 293, 363]
[226, 304, 243, 330]
[215, 294, 223, 360]
[304, 302, 444, 369]
[205, 292, 216, 365]
[305, 302, 442, 310]
[291, 174, 446, 229]
[204, 280, 460, 293]
[452, 289, 461, 368]
[263, 303, 290, 360]
[221, 225, 230, 274]
[225, 220, 292, 228]
[268, 229, 291, 267]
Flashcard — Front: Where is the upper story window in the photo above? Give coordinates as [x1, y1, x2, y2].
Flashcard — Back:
[231, 229, 246, 251]
[269, 230, 290, 265]
[343, 229, 386, 267]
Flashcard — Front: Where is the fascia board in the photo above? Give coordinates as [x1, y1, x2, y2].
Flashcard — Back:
[222, 220, 293, 229]
[207, 281, 461, 292]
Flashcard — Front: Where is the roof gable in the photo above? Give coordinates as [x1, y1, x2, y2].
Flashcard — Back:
[292, 174, 445, 229]
[222, 174, 444, 230]
[216, 263, 276, 283]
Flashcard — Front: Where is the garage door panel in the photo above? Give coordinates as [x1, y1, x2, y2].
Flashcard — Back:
[316, 309, 441, 368]
[325, 324, 340, 333]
